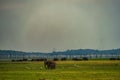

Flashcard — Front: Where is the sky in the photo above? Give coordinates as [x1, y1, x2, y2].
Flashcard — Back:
[0, 0, 120, 52]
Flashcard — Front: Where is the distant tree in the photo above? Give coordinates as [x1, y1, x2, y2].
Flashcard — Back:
[61, 57, 67, 61]
[109, 58, 116, 60]
[117, 58, 120, 60]
[53, 58, 59, 61]
[72, 58, 82, 61]
[82, 57, 88, 60]
[11, 59, 15, 62]
[23, 58, 28, 61]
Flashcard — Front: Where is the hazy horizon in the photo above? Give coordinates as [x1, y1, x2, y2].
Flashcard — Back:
[0, 0, 120, 52]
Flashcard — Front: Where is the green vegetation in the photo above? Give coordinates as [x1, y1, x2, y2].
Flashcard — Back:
[0, 60, 120, 80]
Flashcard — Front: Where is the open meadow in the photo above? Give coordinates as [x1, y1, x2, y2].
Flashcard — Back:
[0, 60, 120, 80]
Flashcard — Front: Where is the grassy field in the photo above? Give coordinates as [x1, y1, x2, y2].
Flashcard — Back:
[0, 60, 120, 80]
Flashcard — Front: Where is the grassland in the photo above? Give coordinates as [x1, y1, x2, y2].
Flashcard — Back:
[0, 60, 120, 80]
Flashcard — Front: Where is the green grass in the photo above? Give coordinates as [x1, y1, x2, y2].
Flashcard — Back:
[0, 60, 120, 80]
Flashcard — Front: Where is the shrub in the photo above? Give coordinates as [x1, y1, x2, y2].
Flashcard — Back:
[72, 58, 82, 61]
[61, 57, 67, 61]
[82, 57, 88, 60]
[53, 58, 59, 61]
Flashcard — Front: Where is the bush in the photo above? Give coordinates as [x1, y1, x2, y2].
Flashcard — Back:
[23, 58, 28, 61]
[11, 60, 15, 62]
[53, 58, 59, 61]
[31, 58, 47, 61]
[82, 57, 88, 60]
[72, 58, 82, 61]
[110, 58, 116, 60]
[61, 57, 67, 61]
[116, 58, 120, 60]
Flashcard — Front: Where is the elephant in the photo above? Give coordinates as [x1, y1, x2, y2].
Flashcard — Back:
[44, 60, 56, 69]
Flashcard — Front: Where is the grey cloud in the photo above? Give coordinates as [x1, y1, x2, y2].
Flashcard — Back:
[0, 0, 120, 52]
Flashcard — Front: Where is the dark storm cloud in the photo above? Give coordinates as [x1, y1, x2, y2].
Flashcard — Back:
[0, 0, 120, 52]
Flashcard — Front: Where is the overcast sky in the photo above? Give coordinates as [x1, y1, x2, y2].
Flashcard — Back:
[0, 0, 120, 52]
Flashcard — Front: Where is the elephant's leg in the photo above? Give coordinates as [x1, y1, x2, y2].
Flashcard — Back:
[50, 63, 55, 69]
[47, 63, 51, 69]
